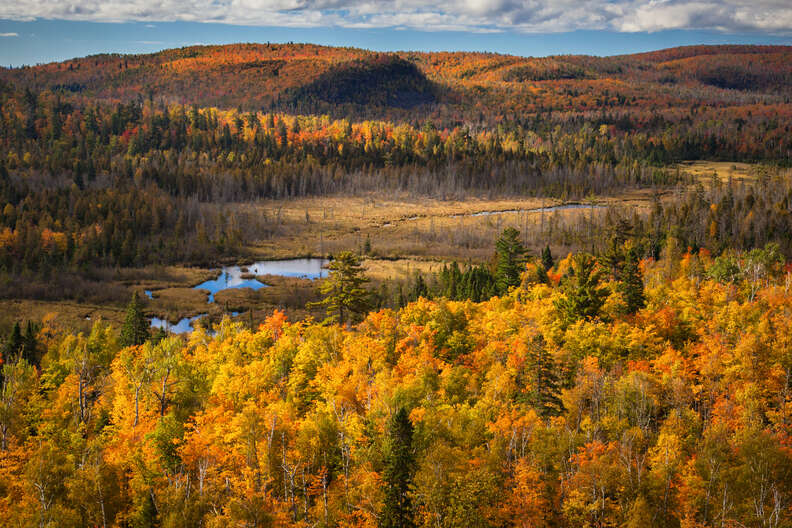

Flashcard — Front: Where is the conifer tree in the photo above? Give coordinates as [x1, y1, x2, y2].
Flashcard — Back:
[533, 257, 550, 284]
[120, 292, 150, 347]
[602, 237, 626, 280]
[495, 227, 528, 294]
[620, 247, 645, 314]
[380, 407, 416, 528]
[440, 262, 463, 299]
[525, 336, 563, 418]
[394, 284, 404, 308]
[21, 321, 39, 365]
[410, 273, 428, 301]
[3, 322, 22, 360]
[554, 253, 608, 326]
[541, 246, 554, 271]
[310, 251, 370, 325]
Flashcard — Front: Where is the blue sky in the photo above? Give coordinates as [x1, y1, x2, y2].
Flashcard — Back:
[1, 1, 792, 67]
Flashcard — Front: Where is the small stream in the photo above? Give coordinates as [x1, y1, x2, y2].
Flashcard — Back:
[450, 203, 606, 218]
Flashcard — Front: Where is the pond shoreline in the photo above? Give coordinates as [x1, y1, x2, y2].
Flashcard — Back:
[148, 258, 330, 333]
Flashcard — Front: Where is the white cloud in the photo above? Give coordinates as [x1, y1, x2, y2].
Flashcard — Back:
[0, 32, 19, 36]
[0, 0, 791, 34]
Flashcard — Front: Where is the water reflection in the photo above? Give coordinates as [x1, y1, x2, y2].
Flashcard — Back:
[149, 258, 329, 333]
[150, 314, 207, 334]
[194, 258, 329, 303]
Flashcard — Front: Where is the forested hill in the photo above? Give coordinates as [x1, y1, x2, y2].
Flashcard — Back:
[2, 43, 792, 276]
[1, 43, 791, 122]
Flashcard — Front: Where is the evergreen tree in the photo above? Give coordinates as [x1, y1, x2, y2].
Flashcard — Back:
[21, 321, 40, 365]
[3, 322, 23, 359]
[495, 227, 528, 295]
[458, 264, 497, 302]
[377, 283, 390, 309]
[525, 336, 563, 418]
[620, 247, 645, 314]
[397, 284, 407, 308]
[554, 253, 608, 326]
[410, 273, 428, 301]
[309, 251, 370, 325]
[380, 407, 416, 528]
[534, 259, 550, 284]
[121, 292, 150, 347]
[602, 237, 626, 280]
[439, 262, 463, 300]
[150, 327, 168, 346]
[449, 262, 462, 299]
[541, 245, 554, 271]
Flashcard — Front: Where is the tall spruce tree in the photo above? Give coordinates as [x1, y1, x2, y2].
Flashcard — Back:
[541, 245, 554, 271]
[602, 237, 626, 281]
[495, 227, 528, 294]
[620, 247, 645, 314]
[554, 253, 608, 326]
[121, 292, 150, 347]
[310, 251, 370, 325]
[525, 336, 563, 418]
[3, 322, 23, 360]
[410, 273, 429, 301]
[21, 321, 40, 365]
[380, 407, 416, 528]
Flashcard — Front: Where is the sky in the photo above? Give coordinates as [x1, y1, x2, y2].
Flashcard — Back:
[1, 0, 792, 66]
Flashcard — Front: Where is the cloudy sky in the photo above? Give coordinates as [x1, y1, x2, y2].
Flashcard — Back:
[1, 0, 791, 65]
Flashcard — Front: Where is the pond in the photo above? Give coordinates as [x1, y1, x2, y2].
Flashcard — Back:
[150, 314, 207, 334]
[149, 258, 329, 332]
[194, 258, 330, 303]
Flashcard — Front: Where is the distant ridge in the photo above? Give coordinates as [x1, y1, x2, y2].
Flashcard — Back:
[1, 43, 790, 119]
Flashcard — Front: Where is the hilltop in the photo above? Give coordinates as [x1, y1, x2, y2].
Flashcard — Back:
[2, 43, 791, 122]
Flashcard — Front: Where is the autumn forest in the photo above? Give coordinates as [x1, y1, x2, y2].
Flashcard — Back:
[1, 42, 792, 527]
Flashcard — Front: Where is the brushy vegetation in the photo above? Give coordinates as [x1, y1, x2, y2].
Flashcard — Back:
[2, 247, 792, 527]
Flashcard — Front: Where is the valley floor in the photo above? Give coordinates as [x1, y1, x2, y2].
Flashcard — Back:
[0, 161, 755, 333]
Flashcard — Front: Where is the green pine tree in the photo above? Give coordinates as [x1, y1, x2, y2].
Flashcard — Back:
[533, 261, 550, 284]
[3, 322, 23, 360]
[410, 273, 428, 301]
[120, 292, 150, 347]
[21, 321, 40, 365]
[620, 247, 645, 314]
[495, 227, 528, 295]
[554, 253, 609, 326]
[525, 336, 563, 418]
[397, 284, 407, 308]
[380, 408, 416, 528]
[602, 237, 626, 280]
[541, 245, 554, 271]
[309, 251, 370, 325]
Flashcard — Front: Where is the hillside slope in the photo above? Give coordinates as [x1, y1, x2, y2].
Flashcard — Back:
[2, 43, 790, 122]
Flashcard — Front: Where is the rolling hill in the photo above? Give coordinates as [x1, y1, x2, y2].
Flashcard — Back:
[2, 43, 790, 123]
